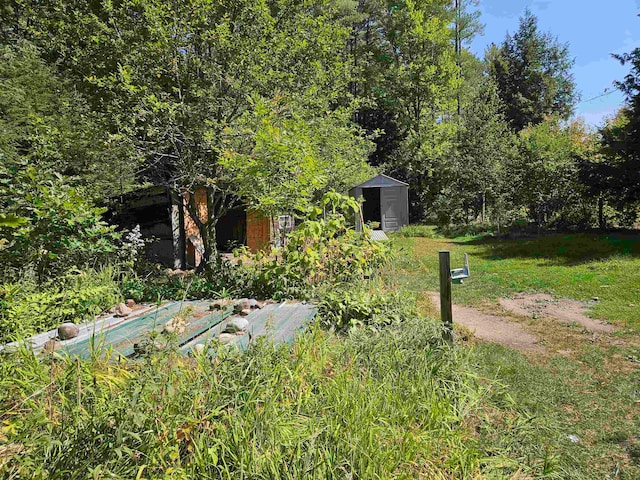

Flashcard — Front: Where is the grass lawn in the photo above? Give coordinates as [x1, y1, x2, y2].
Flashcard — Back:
[392, 230, 640, 329]
[390, 229, 640, 479]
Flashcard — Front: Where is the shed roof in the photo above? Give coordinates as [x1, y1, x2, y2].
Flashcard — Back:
[352, 173, 409, 189]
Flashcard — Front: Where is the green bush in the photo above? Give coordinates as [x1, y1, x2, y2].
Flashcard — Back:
[0, 268, 120, 343]
[0, 174, 120, 283]
[394, 224, 440, 238]
[245, 192, 388, 300]
[437, 222, 496, 238]
[121, 258, 258, 303]
[318, 283, 419, 332]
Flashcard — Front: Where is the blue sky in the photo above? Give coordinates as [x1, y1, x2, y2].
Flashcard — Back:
[470, 0, 640, 127]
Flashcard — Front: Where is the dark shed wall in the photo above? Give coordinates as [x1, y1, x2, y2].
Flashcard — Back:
[108, 187, 181, 268]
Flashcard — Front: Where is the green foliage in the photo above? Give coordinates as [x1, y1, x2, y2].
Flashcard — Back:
[0, 268, 120, 343]
[395, 224, 441, 238]
[489, 9, 577, 132]
[0, 172, 120, 282]
[318, 282, 418, 331]
[588, 47, 640, 212]
[0, 318, 554, 478]
[348, 0, 460, 221]
[247, 192, 388, 299]
[511, 118, 596, 228]
[448, 78, 516, 226]
[2, 0, 375, 270]
[220, 96, 375, 219]
[121, 260, 253, 303]
[0, 41, 136, 199]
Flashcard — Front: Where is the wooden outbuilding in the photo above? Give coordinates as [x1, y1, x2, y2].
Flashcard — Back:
[108, 186, 278, 269]
[350, 174, 409, 232]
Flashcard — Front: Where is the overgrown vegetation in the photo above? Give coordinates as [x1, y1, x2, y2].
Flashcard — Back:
[1, 0, 639, 477]
[1, 317, 575, 479]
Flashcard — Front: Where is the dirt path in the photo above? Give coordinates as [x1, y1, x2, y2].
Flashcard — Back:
[426, 292, 617, 353]
[498, 293, 615, 334]
[427, 292, 544, 352]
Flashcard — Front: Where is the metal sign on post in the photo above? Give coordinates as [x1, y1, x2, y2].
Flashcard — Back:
[438, 251, 470, 343]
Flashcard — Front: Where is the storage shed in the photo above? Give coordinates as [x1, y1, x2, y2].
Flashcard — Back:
[350, 174, 409, 232]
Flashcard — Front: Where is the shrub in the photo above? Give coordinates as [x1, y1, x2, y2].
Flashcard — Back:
[121, 259, 257, 303]
[318, 283, 419, 332]
[0, 268, 120, 343]
[394, 224, 440, 238]
[245, 192, 388, 299]
[0, 174, 120, 283]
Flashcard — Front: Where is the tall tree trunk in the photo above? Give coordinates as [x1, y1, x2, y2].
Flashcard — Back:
[598, 195, 605, 230]
[198, 217, 218, 273]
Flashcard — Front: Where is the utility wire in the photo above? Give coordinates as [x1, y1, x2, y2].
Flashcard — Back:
[578, 88, 617, 105]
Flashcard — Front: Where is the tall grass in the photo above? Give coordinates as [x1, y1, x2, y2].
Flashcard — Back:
[0, 318, 555, 479]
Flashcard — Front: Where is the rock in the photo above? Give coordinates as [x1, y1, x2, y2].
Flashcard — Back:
[209, 299, 231, 311]
[233, 298, 250, 314]
[43, 339, 60, 353]
[239, 308, 251, 317]
[224, 317, 249, 333]
[568, 434, 580, 443]
[126, 298, 135, 308]
[192, 344, 206, 355]
[114, 303, 133, 317]
[58, 323, 79, 340]
[218, 333, 236, 344]
[248, 299, 263, 310]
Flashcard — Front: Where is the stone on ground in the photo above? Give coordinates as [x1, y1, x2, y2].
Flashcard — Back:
[114, 303, 133, 317]
[58, 323, 79, 340]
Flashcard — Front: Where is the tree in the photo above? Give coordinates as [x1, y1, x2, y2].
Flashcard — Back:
[597, 47, 640, 211]
[511, 118, 595, 229]
[348, 0, 460, 221]
[4, 0, 374, 271]
[489, 9, 577, 132]
[448, 78, 515, 227]
[0, 41, 135, 200]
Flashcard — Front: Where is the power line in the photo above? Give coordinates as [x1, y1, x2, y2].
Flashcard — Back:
[578, 88, 617, 105]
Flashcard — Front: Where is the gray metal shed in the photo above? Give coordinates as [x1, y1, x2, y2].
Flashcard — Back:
[349, 174, 409, 232]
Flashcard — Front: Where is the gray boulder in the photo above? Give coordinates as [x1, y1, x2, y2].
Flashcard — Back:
[224, 317, 249, 333]
[248, 299, 263, 310]
[58, 323, 79, 340]
[233, 298, 250, 313]
[218, 333, 236, 344]
[43, 339, 60, 353]
[209, 299, 232, 311]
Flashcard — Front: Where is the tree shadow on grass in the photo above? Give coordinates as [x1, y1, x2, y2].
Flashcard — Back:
[453, 232, 640, 266]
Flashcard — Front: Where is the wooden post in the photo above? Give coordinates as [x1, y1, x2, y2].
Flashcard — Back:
[439, 251, 453, 343]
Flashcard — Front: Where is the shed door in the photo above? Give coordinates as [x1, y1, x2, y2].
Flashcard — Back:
[380, 187, 402, 231]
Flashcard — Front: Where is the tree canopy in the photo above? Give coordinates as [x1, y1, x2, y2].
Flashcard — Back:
[489, 9, 577, 132]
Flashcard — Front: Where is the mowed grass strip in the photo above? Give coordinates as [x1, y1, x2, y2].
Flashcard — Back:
[392, 232, 640, 329]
